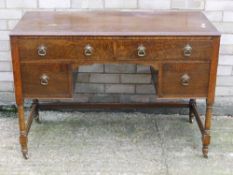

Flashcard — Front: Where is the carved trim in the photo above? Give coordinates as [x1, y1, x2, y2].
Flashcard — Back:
[20, 131, 27, 137]
[205, 129, 211, 135]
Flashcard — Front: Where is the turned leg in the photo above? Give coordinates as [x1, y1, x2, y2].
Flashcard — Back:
[17, 105, 29, 159]
[189, 99, 196, 123]
[202, 100, 212, 158]
[32, 99, 40, 123]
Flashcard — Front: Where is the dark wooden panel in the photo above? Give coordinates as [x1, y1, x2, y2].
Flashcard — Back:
[10, 11, 220, 36]
[159, 62, 210, 98]
[115, 37, 213, 60]
[21, 63, 72, 98]
[9, 10, 222, 159]
[10, 36, 24, 105]
[38, 101, 190, 110]
[18, 37, 114, 61]
[19, 36, 213, 62]
[207, 37, 221, 104]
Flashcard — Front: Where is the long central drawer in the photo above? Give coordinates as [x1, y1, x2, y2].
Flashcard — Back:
[18, 37, 213, 61]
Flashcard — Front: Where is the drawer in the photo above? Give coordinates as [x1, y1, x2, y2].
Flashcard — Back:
[21, 63, 72, 98]
[159, 63, 210, 98]
[115, 39, 156, 60]
[18, 37, 114, 61]
[115, 38, 213, 60]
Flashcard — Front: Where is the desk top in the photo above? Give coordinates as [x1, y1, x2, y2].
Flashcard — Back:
[10, 11, 220, 36]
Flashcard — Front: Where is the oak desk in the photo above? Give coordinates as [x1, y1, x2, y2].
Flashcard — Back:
[10, 11, 221, 159]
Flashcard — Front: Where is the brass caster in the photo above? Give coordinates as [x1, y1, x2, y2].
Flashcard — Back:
[22, 150, 29, 159]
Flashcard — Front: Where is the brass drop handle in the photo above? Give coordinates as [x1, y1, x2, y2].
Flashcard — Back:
[84, 44, 93, 56]
[181, 73, 190, 86]
[183, 44, 192, 57]
[40, 74, 49, 86]
[138, 45, 146, 57]
[37, 45, 47, 57]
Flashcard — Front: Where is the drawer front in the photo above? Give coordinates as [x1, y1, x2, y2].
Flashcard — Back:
[115, 40, 156, 60]
[21, 63, 72, 98]
[159, 63, 210, 98]
[18, 37, 213, 62]
[18, 37, 114, 61]
[115, 38, 213, 61]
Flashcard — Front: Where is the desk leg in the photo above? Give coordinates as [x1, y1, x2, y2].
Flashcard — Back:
[17, 104, 28, 159]
[189, 99, 196, 123]
[202, 100, 212, 158]
[33, 99, 40, 123]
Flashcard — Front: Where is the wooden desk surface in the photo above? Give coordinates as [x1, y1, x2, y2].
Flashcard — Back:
[10, 11, 220, 36]
[10, 10, 221, 159]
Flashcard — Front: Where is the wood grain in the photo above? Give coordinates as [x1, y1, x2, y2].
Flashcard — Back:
[19, 37, 115, 61]
[159, 62, 210, 98]
[10, 11, 220, 36]
[18, 36, 213, 62]
[207, 37, 221, 105]
[115, 37, 213, 60]
[21, 63, 72, 98]
[10, 11, 221, 159]
[10, 36, 24, 105]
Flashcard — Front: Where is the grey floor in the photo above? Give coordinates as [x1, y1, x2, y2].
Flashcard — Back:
[0, 111, 233, 175]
